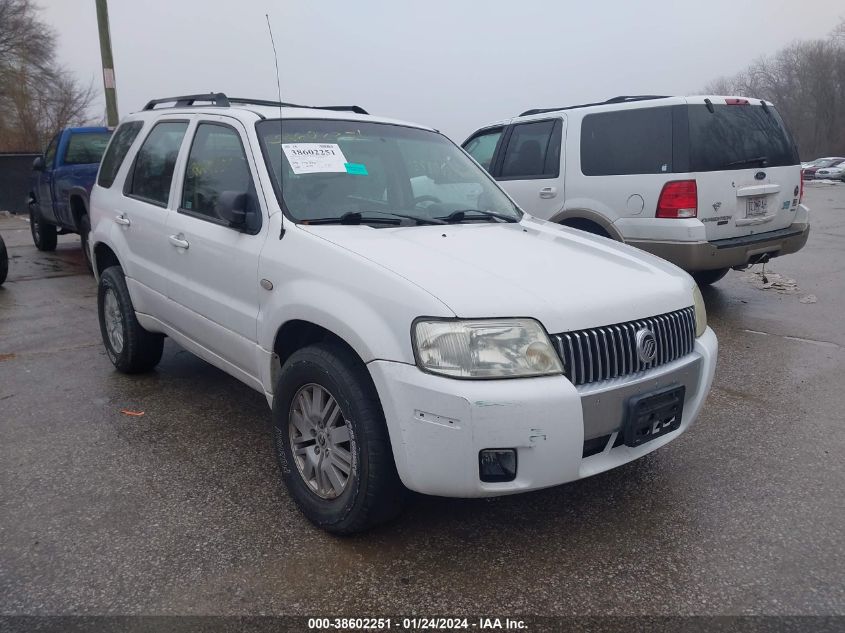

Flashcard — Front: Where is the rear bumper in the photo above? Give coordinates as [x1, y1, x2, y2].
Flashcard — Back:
[627, 216, 810, 272]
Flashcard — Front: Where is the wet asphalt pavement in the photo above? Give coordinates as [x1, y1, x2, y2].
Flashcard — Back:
[0, 185, 843, 617]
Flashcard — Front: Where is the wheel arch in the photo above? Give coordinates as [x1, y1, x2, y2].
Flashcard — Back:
[67, 188, 89, 229]
[549, 208, 623, 240]
[269, 319, 372, 398]
[93, 241, 121, 277]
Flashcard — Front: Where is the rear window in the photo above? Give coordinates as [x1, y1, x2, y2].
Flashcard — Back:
[580, 107, 674, 176]
[688, 104, 799, 171]
[64, 132, 111, 165]
[98, 122, 143, 188]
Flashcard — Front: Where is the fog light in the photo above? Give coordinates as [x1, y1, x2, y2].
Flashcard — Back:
[479, 449, 517, 483]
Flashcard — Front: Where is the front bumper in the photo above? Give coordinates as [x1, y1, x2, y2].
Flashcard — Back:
[627, 215, 809, 272]
[368, 327, 717, 497]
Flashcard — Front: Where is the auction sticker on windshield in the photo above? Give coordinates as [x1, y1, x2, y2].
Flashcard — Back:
[283, 143, 348, 174]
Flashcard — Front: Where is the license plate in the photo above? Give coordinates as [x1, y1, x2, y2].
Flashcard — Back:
[746, 196, 768, 216]
[623, 384, 685, 447]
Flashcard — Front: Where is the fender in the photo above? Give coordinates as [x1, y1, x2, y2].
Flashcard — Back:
[257, 277, 425, 398]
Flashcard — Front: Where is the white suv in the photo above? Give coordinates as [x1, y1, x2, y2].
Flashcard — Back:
[463, 95, 810, 285]
[89, 93, 717, 533]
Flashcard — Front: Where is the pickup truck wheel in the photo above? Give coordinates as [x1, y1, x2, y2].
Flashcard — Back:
[272, 342, 405, 534]
[79, 214, 93, 273]
[691, 268, 730, 286]
[97, 266, 164, 373]
[29, 203, 57, 252]
[0, 235, 8, 285]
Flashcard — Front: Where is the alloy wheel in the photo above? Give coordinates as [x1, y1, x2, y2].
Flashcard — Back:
[288, 383, 354, 499]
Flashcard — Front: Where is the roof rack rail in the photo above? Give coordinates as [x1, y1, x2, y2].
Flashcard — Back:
[519, 95, 670, 117]
[142, 92, 368, 115]
[142, 93, 230, 110]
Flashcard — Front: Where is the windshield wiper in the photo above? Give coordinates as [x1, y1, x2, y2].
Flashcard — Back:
[725, 156, 768, 168]
[436, 209, 518, 224]
[302, 211, 444, 226]
[302, 212, 400, 226]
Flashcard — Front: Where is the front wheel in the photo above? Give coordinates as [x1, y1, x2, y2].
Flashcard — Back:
[29, 203, 57, 251]
[691, 267, 730, 286]
[97, 266, 164, 373]
[272, 342, 405, 534]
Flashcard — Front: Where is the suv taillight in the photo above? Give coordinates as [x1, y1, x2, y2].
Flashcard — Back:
[656, 180, 698, 219]
[800, 177, 804, 203]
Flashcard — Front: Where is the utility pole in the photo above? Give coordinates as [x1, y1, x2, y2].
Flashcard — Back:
[94, 0, 119, 126]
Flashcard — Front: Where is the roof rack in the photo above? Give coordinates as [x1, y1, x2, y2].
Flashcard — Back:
[519, 95, 670, 117]
[142, 92, 368, 115]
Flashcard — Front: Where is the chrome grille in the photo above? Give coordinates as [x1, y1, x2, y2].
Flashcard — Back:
[550, 307, 696, 387]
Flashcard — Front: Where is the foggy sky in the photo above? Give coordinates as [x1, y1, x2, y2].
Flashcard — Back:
[39, 0, 843, 141]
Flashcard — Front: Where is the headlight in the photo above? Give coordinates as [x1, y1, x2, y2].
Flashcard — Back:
[413, 318, 563, 379]
[693, 285, 707, 337]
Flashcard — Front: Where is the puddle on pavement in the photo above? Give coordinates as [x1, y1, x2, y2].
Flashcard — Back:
[740, 266, 817, 304]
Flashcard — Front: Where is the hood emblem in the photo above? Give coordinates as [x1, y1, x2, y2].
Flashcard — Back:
[755, 171, 766, 181]
[635, 328, 657, 364]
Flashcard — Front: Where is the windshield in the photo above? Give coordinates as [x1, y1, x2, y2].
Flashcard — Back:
[256, 119, 521, 225]
[816, 158, 844, 168]
[688, 104, 799, 172]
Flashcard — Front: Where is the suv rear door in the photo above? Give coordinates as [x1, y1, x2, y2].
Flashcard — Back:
[464, 117, 565, 219]
[687, 99, 802, 241]
[119, 118, 190, 316]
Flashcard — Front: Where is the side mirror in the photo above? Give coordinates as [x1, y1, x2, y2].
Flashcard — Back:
[32, 156, 45, 171]
[217, 191, 251, 228]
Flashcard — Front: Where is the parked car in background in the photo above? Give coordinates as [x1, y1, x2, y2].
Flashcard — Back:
[815, 161, 845, 181]
[28, 127, 112, 269]
[801, 158, 828, 169]
[802, 157, 844, 180]
[0, 234, 7, 285]
[89, 93, 717, 534]
[464, 95, 810, 285]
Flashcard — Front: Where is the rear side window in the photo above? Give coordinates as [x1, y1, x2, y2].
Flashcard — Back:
[181, 123, 259, 230]
[64, 132, 111, 165]
[463, 127, 503, 171]
[124, 121, 188, 206]
[688, 104, 799, 172]
[98, 122, 143, 187]
[500, 119, 561, 179]
[581, 107, 673, 176]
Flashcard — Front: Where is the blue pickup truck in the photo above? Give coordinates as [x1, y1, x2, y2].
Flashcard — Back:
[28, 127, 112, 268]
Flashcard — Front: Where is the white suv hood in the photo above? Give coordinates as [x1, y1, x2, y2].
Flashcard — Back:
[303, 216, 694, 334]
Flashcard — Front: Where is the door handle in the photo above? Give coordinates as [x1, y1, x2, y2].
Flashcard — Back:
[540, 186, 557, 199]
[114, 214, 131, 226]
[168, 234, 190, 249]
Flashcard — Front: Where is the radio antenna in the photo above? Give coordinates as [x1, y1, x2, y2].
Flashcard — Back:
[266, 13, 285, 238]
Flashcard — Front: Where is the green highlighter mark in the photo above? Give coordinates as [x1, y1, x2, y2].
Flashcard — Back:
[345, 162, 368, 176]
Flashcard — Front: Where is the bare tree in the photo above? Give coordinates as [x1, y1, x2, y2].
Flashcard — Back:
[704, 19, 845, 159]
[0, 0, 95, 152]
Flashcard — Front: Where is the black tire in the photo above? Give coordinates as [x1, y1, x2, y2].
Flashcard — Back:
[79, 213, 93, 273]
[97, 266, 164, 373]
[691, 267, 730, 286]
[272, 342, 405, 534]
[29, 203, 57, 251]
[0, 235, 8, 285]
